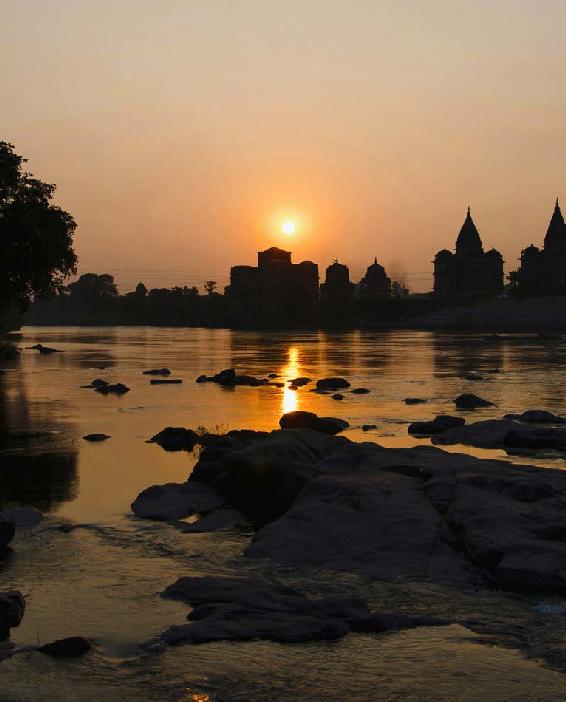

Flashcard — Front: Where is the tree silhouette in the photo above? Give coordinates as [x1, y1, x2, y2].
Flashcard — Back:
[0, 141, 77, 312]
[204, 280, 217, 295]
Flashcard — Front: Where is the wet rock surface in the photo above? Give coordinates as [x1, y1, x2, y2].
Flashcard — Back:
[159, 576, 449, 645]
[189, 428, 566, 595]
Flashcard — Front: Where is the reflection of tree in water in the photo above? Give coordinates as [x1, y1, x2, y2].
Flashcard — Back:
[0, 373, 78, 512]
[431, 333, 505, 379]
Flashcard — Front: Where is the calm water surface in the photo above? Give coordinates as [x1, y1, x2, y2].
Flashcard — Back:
[1, 326, 566, 701]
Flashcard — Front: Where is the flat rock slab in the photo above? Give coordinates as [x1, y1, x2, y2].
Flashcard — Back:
[131, 482, 225, 521]
[143, 368, 171, 376]
[150, 379, 182, 385]
[159, 576, 447, 646]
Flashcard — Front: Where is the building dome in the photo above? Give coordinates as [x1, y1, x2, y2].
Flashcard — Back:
[434, 249, 453, 262]
[325, 260, 350, 285]
[456, 207, 483, 254]
[543, 200, 566, 251]
[485, 248, 503, 261]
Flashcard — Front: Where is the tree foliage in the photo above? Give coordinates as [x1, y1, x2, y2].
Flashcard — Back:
[0, 141, 77, 311]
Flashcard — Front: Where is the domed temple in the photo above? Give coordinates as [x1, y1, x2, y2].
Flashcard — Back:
[319, 260, 355, 320]
[358, 258, 392, 298]
[511, 200, 566, 296]
[433, 208, 504, 300]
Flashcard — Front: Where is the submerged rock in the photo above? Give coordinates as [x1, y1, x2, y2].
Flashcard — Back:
[316, 377, 350, 391]
[81, 378, 108, 389]
[143, 368, 171, 376]
[279, 411, 349, 435]
[39, 636, 91, 658]
[362, 424, 377, 431]
[131, 482, 225, 521]
[27, 343, 59, 354]
[454, 393, 494, 409]
[150, 378, 182, 385]
[331, 393, 344, 401]
[83, 433, 111, 442]
[351, 387, 370, 394]
[404, 398, 427, 405]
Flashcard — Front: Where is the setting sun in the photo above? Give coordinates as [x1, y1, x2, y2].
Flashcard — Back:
[281, 220, 296, 236]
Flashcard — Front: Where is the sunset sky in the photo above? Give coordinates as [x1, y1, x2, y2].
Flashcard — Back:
[2, 0, 565, 292]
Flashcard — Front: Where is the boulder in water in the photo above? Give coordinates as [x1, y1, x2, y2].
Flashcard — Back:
[454, 393, 494, 409]
[83, 433, 111, 442]
[408, 415, 465, 437]
[143, 368, 171, 376]
[279, 411, 349, 435]
[39, 636, 91, 658]
[316, 377, 350, 391]
[94, 382, 130, 395]
[131, 482, 225, 521]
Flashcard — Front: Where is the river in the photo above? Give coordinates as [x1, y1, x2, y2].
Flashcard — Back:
[1, 326, 566, 701]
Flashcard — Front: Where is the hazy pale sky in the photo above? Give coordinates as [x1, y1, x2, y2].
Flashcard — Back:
[2, 0, 565, 291]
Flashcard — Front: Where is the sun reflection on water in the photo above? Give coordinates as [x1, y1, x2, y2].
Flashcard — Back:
[282, 345, 300, 414]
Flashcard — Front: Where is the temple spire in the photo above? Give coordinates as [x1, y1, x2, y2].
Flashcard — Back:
[456, 206, 483, 254]
[544, 198, 566, 250]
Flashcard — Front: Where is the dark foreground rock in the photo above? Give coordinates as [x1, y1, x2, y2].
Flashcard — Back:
[408, 415, 465, 437]
[188, 428, 566, 595]
[131, 482, 225, 521]
[504, 410, 566, 424]
[0, 591, 25, 640]
[0, 518, 15, 548]
[433, 418, 566, 452]
[0, 506, 42, 528]
[454, 393, 494, 409]
[83, 433, 111, 442]
[289, 377, 311, 387]
[196, 368, 268, 387]
[149, 427, 199, 451]
[279, 411, 349, 435]
[159, 576, 448, 645]
[39, 636, 91, 658]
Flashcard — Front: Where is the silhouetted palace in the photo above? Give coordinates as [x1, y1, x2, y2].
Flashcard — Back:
[512, 200, 566, 295]
[433, 208, 504, 300]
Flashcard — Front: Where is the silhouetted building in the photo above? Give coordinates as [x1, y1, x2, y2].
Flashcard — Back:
[226, 247, 319, 326]
[512, 200, 566, 296]
[358, 258, 392, 298]
[320, 260, 354, 316]
[433, 208, 503, 300]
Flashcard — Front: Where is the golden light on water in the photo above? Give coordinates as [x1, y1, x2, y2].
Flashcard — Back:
[282, 345, 300, 414]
